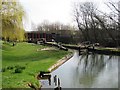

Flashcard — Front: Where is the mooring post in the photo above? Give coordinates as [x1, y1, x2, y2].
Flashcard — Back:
[48, 75, 51, 85]
[54, 75, 57, 86]
[58, 78, 61, 90]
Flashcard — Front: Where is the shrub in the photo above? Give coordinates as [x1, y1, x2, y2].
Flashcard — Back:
[15, 68, 22, 73]
[7, 66, 14, 70]
[14, 65, 26, 73]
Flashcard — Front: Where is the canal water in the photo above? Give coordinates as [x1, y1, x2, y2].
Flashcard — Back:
[40, 51, 119, 88]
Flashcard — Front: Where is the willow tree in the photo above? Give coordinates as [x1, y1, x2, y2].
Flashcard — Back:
[1, 0, 25, 41]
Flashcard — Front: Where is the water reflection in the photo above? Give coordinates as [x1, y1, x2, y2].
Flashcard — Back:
[43, 51, 118, 88]
[75, 53, 118, 88]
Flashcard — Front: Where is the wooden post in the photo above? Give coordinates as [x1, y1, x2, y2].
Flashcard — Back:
[48, 76, 51, 85]
[54, 75, 57, 86]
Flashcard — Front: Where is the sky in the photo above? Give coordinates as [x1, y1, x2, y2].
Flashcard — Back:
[19, 0, 119, 31]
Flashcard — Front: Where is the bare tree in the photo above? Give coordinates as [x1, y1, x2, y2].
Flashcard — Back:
[73, 2, 98, 42]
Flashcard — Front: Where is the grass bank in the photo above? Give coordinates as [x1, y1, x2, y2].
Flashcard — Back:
[2, 42, 70, 88]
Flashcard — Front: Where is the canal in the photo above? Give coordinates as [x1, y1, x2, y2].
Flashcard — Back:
[40, 51, 119, 88]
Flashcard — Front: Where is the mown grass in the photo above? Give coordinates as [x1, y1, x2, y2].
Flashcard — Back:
[2, 42, 69, 88]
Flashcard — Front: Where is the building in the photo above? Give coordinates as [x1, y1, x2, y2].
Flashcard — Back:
[25, 30, 81, 44]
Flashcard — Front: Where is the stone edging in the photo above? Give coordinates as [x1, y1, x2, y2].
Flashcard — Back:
[48, 53, 73, 72]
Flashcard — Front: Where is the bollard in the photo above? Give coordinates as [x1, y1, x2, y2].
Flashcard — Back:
[54, 75, 57, 86]
[48, 75, 51, 85]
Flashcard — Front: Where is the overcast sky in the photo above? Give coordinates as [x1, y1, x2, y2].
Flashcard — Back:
[19, 0, 119, 31]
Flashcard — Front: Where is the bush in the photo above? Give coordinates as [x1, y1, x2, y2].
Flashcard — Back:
[14, 65, 25, 73]
[7, 66, 14, 70]
[15, 68, 22, 73]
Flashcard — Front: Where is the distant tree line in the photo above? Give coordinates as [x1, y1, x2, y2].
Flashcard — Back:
[36, 21, 76, 32]
[36, 21, 81, 44]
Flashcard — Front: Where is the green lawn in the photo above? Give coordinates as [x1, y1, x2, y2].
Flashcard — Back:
[2, 42, 69, 88]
